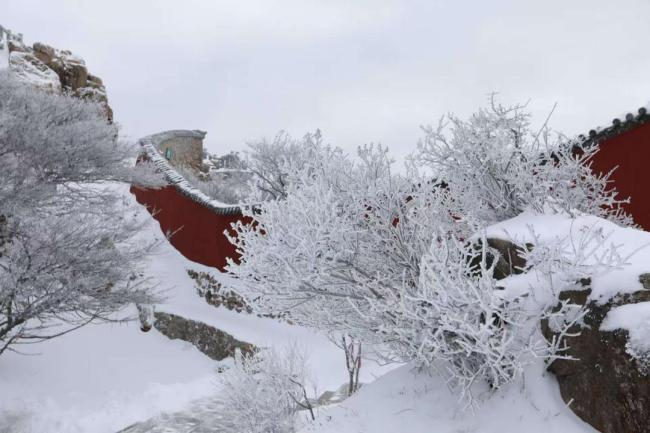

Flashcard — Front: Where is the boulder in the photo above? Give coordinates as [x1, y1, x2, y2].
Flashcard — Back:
[32, 42, 55, 65]
[542, 277, 650, 433]
[486, 237, 529, 279]
[468, 237, 528, 280]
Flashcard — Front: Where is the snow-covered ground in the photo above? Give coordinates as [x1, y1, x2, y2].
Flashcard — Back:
[0, 185, 393, 432]
[300, 362, 597, 433]
[3, 186, 650, 432]
[0, 313, 217, 433]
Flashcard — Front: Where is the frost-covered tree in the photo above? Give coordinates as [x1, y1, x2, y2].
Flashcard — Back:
[245, 130, 323, 201]
[413, 97, 631, 226]
[0, 72, 163, 355]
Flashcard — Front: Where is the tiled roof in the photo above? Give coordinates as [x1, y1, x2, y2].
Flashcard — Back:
[580, 106, 650, 147]
[138, 131, 243, 216]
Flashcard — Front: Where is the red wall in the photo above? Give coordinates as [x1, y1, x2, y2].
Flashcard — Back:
[130, 185, 248, 270]
[591, 122, 650, 230]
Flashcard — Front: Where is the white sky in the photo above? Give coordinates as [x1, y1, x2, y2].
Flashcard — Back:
[4, 0, 650, 164]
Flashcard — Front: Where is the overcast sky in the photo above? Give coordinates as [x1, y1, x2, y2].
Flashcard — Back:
[4, 0, 650, 163]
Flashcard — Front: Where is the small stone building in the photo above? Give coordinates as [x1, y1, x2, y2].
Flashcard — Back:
[155, 130, 206, 170]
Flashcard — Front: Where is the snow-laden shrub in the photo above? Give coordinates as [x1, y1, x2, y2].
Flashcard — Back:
[229, 143, 465, 340]
[228, 102, 630, 403]
[217, 347, 315, 433]
[413, 97, 632, 226]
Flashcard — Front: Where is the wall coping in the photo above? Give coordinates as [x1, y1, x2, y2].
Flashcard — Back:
[138, 130, 243, 216]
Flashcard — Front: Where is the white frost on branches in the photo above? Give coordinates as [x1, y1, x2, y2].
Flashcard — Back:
[216, 346, 315, 433]
[0, 72, 164, 355]
[228, 99, 629, 404]
[413, 97, 632, 226]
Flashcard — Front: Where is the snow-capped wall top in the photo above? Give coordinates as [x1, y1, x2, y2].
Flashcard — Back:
[139, 130, 244, 215]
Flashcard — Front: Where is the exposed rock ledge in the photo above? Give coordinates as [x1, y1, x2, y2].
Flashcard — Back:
[487, 236, 650, 433]
[153, 311, 254, 361]
[543, 277, 650, 433]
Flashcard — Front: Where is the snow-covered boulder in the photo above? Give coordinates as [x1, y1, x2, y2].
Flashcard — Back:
[542, 277, 650, 433]
[486, 212, 650, 433]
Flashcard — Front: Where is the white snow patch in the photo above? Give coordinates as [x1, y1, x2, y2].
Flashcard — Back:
[0, 311, 218, 433]
[8, 51, 61, 91]
[601, 301, 650, 358]
[483, 212, 650, 304]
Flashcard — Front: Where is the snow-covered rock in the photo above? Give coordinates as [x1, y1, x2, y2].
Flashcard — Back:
[0, 24, 113, 120]
[8, 50, 61, 91]
[486, 212, 650, 433]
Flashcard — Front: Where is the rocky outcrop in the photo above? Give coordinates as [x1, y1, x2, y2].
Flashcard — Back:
[0, 25, 113, 121]
[481, 237, 650, 431]
[153, 311, 254, 361]
[543, 277, 650, 433]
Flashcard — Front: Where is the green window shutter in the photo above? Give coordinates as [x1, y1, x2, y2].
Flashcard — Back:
[165, 148, 173, 160]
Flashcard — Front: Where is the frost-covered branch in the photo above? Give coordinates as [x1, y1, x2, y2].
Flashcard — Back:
[0, 72, 162, 354]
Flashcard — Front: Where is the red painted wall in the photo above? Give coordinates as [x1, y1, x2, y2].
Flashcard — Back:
[591, 122, 650, 230]
[130, 185, 248, 270]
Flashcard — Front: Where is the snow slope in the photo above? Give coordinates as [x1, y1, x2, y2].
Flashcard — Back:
[0, 185, 393, 432]
[0, 314, 217, 433]
[301, 362, 597, 433]
[139, 195, 396, 392]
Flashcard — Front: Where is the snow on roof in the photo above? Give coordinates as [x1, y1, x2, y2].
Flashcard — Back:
[138, 131, 245, 215]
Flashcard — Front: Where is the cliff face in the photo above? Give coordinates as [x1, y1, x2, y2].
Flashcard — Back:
[0, 25, 113, 121]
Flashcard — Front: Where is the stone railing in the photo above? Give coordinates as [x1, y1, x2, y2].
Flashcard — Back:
[139, 130, 243, 216]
